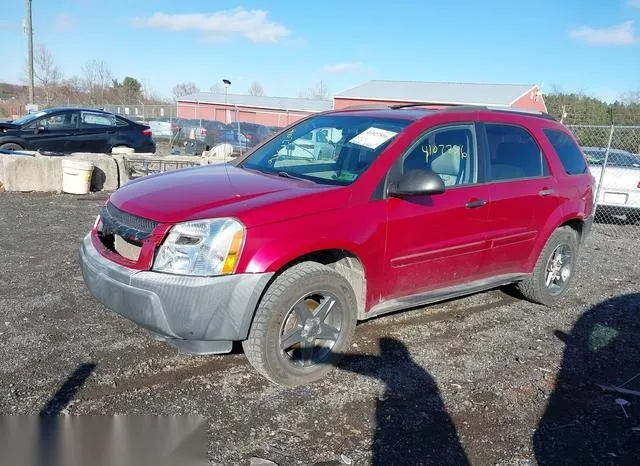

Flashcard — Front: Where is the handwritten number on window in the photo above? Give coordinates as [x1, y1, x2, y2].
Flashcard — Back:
[421, 144, 468, 161]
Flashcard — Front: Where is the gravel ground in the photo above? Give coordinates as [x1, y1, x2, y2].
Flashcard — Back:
[0, 192, 639, 465]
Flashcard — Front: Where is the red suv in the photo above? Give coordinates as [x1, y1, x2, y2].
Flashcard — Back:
[80, 104, 595, 386]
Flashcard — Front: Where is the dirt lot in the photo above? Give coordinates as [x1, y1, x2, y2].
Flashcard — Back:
[1, 192, 639, 465]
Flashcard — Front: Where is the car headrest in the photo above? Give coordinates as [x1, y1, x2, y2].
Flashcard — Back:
[431, 146, 462, 176]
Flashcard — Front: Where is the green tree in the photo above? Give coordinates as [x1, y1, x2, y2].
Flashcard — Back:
[112, 76, 142, 103]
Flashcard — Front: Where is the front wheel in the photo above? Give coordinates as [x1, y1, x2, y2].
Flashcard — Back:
[242, 262, 357, 387]
[0, 142, 24, 151]
[517, 226, 578, 306]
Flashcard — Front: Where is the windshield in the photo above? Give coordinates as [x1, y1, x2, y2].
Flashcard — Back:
[240, 114, 411, 185]
[11, 111, 48, 126]
[584, 149, 640, 168]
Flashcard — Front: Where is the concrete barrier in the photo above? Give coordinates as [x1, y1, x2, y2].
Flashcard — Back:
[0, 151, 229, 193]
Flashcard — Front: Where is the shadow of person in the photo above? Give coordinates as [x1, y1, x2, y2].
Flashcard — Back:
[533, 293, 640, 465]
[306, 338, 470, 465]
[38, 362, 96, 466]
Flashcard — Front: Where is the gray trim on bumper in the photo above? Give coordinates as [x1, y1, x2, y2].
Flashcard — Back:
[79, 234, 273, 347]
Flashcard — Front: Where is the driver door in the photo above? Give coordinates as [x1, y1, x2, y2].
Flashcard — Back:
[383, 123, 492, 300]
[23, 111, 79, 153]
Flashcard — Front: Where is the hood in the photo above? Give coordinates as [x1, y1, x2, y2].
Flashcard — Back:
[0, 122, 18, 131]
[109, 163, 349, 227]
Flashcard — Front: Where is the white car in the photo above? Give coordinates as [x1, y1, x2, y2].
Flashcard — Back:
[583, 146, 640, 221]
[278, 128, 343, 160]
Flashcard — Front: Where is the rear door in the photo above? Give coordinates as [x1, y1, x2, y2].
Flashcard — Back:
[481, 121, 559, 275]
[22, 111, 79, 152]
[76, 111, 118, 152]
[383, 123, 492, 299]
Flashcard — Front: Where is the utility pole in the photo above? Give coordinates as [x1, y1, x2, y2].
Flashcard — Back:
[26, 0, 35, 105]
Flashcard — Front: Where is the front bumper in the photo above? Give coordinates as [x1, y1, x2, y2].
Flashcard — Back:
[79, 234, 273, 353]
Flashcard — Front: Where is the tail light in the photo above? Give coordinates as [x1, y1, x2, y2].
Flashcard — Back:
[142, 128, 152, 137]
[244, 133, 253, 141]
[201, 128, 208, 136]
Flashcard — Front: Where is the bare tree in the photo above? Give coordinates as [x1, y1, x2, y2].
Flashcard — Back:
[248, 82, 264, 96]
[33, 44, 62, 104]
[209, 83, 224, 94]
[81, 60, 112, 103]
[297, 80, 330, 100]
[172, 82, 199, 100]
[620, 90, 640, 104]
[55, 76, 82, 105]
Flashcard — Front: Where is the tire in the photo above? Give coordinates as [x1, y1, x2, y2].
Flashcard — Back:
[242, 261, 357, 387]
[0, 142, 24, 151]
[517, 226, 578, 307]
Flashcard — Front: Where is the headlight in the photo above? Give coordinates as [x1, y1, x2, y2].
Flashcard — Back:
[153, 218, 245, 276]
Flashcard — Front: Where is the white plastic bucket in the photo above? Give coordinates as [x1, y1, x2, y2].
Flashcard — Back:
[61, 159, 94, 194]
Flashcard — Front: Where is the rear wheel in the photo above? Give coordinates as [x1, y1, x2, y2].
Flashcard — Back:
[517, 226, 578, 306]
[242, 262, 357, 387]
[0, 142, 24, 151]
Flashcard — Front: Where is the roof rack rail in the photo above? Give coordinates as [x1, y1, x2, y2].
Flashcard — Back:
[342, 101, 557, 121]
[388, 102, 556, 121]
[342, 104, 392, 110]
[479, 106, 557, 121]
[389, 102, 466, 109]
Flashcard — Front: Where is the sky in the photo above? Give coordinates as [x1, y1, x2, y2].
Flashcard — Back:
[0, 0, 639, 102]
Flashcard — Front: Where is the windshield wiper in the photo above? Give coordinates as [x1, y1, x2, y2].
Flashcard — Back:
[277, 171, 309, 182]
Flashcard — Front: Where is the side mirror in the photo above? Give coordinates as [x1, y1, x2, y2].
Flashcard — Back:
[34, 126, 45, 134]
[388, 169, 446, 197]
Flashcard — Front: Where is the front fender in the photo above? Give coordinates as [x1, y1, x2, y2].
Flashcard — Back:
[0, 135, 29, 149]
[236, 202, 388, 309]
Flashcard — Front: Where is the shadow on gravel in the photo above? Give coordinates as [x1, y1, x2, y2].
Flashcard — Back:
[40, 362, 96, 416]
[533, 293, 640, 464]
[37, 363, 96, 466]
[307, 338, 470, 465]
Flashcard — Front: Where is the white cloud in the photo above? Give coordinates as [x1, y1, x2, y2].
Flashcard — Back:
[322, 62, 363, 73]
[132, 8, 290, 43]
[570, 20, 637, 45]
[55, 13, 75, 31]
[628, 0, 640, 8]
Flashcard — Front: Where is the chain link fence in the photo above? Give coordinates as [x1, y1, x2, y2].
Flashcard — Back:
[568, 125, 640, 235]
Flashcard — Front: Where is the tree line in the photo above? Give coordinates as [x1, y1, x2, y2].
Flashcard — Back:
[545, 92, 640, 153]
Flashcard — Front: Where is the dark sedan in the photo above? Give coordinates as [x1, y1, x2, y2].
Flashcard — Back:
[0, 107, 156, 154]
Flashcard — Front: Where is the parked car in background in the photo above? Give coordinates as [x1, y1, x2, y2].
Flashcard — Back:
[80, 104, 594, 387]
[582, 146, 640, 221]
[279, 127, 343, 160]
[213, 127, 250, 155]
[147, 120, 173, 140]
[236, 122, 272, 147]
[0, 107, 155, 154]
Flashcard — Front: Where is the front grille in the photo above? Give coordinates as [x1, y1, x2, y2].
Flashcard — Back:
[99, 202, 158, 242]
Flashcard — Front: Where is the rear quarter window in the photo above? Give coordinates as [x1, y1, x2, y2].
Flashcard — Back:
[543, 129, 588, 175]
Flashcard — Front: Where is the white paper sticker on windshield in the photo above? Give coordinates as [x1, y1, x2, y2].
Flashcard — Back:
[349, 127, 398, 149]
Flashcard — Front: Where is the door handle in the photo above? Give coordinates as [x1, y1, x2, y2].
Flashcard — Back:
[465, 199, 488, 208]
[539, 188, 555, 196]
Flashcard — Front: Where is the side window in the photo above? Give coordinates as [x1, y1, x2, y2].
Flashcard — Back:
[81, 112, 116, 127]
[486, 124, 549, 181]
[402, 125, 477, 187]
[36, 112, 78, 130]
[543, 129, 588, 175]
